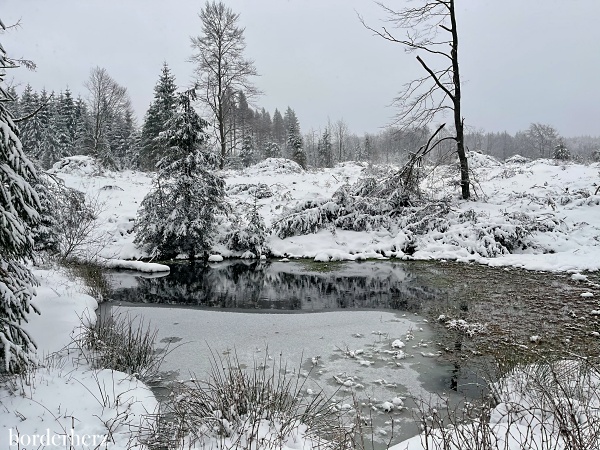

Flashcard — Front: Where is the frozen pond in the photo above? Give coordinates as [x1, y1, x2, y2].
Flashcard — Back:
[105, 260, 482, 447]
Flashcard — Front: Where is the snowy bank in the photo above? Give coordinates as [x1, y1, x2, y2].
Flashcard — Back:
[393, 359, 600, 450]
[0, 268, 158, 449]
[49, 155, 600, 273]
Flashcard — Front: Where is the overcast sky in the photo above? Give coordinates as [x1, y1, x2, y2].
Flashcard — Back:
[3, 0, 600, 137]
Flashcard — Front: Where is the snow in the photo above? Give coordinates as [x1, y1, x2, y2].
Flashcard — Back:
[102, 259, 171, 273]
[46, 155, 600, 273]
[0, 267, 158, 449]
[12, 154, 600, 449]
[392, 360, 600, 450]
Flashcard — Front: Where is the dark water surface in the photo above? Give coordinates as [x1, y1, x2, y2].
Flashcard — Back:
[107, 259, 449, 312]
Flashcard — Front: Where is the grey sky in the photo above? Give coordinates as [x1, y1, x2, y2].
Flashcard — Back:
[3, 0, 600, 137]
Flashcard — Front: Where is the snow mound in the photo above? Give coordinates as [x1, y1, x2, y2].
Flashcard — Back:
[505, 154, 530, 164]
[208, 254, 224, 262]
[103, 259, 170, 273]
[49, 155, 103, 176]
[245, 158, 304, 175]
[227, 182, 274, 198]
[467, 151, 501, 169]
[571, 273, 588, 281]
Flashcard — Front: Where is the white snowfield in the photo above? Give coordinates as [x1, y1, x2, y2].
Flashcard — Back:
[3, 154, 596, 449]
[49, 154, 600, 272]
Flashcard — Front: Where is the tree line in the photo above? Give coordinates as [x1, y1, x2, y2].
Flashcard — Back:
[12, 74, 598, 174]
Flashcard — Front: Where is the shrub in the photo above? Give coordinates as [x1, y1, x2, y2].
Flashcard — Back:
[76, 310, 165, 381]
[162, 351, 351, 449]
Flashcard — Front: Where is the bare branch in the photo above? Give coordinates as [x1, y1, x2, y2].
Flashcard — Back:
[14, 92, 54, 123]
[361, 0, 470, 199]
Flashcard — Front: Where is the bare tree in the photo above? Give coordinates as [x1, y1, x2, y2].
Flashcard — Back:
[361, 0, 471, 199]
[526, 122, 560, 158]
[334, 119, 349, 162]
[191, 1, 259, 169]
[84, 67, 131, 167]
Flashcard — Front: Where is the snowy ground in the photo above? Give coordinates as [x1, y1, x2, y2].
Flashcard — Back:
[0, 268, 158, 449]
[3, 154, 598, 449]
[49, 154, 600, 272]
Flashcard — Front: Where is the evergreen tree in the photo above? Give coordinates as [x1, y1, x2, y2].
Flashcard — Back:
[239, 129, 255, 167]
[272, 108, 285, 145]
[255, 108, 272, 150]
[227, 196, 267, 257]
[140, 62, 178, 170]
[317, 128, 333, 168]
[554, 140, 571, 161]
[263, 141, 281, 159]
[0, 20, 41, 372]
[284, 107, 305, 168]
[6, 85, 19, 117]
[108, 105, 137, 169]
[73, 95, 91, 151]
[19, 84, 43, 157]
[56, 88, 77, 156]
[365, 134, 373, 163]
[135, 89, 226, 260]
[37, 90, 64, 168]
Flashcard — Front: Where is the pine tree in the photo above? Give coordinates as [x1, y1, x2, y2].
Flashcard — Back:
[263, 141, 281, 159]
[73, 95, 91, 151]
[365, 134, 374, 163]
[239, 130, 255, 167]
[272, 108, 285, 145]
[284, 107, 305, 168]
[317, 128, 333, 168]
[255, 108, 272, 150]
[107, 105, 137, 169]
[135, 89, 226, 260]
[0, 20, 41, 372]
[37, 90, 64, 168]
[18, 84, 43, 157]
[56, 88, 77, 156]
[227, 196, 267, 257]
[554, 140, 571, 161]
[140, 62, 178, 170]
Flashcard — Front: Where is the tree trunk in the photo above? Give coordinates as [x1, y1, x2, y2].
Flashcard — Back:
[450, 0, 470, 200]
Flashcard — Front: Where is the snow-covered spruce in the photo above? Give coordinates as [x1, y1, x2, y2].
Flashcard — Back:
[0, 32, 41, 373]
[134, 89, 227, 260]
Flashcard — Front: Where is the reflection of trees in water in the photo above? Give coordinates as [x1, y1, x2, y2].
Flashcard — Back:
[110, 261, 446, 311]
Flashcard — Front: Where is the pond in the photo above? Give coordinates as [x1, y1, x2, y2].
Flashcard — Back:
[103, 259, 599, 448]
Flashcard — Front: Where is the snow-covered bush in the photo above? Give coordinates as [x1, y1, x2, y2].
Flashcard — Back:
[246, 157, 304, 175]
[226, 199, 269, 257]
[227, 182, 273, 199]
[272, 164, 418, 238]
[505, 154, 530, 164]
[50, 155, 103, 176]
[554, 142, 571, 161]
[34, 176, 109, 262]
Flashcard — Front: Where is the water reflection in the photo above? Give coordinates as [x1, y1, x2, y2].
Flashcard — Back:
[108, 260, 448, 311]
